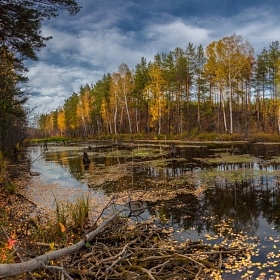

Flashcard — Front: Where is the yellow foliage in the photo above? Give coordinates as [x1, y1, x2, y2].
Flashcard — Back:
[57, 110, 66, 134]
[144, 64, 167, 128]
[49, 242, 55, 250]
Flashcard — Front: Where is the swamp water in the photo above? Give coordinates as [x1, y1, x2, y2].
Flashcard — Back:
[27, 141, 280, 279]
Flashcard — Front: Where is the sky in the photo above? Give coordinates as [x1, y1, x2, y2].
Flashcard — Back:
[26, 0, 280, 117]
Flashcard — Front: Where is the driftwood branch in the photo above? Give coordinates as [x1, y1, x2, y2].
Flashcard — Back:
[0, 213, 118, 279]
[0, 212, 253, 279]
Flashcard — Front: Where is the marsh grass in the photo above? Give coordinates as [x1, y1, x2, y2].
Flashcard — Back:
[32, 194, 91, 244]
[132, 147, 168, 158]
[195, 153, 255, 164]
[104, 149, 131, 158]
[103, 147, 168, 159]
[68, 194, 90, 232]
[53, 198, 68, 236]
[31, 136, 70, 144]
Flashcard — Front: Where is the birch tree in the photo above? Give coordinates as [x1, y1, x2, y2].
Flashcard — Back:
[111, 64, 134, 134]
[57, 108, 66, 136]
[76, 85, 91, 137]
[204, 34, 254, 134]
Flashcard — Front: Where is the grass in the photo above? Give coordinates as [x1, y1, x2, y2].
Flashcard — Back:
[30, 136, 70, 144]
[205, 153, 255, 164]
[68, 194, 90, 232]
[28, 194, 91, 245]
[30, 131, 280, 145]
[53, 198, 68, 236]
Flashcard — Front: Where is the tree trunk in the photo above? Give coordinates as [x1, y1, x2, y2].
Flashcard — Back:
[221, 90, 228, 133]
[0, 214, 118, 278]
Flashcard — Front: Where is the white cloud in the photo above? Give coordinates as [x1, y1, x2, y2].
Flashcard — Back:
[200, 7, 280, 53]
[26, 2, 280, 117]
[143, 19, 211, 52]
[235, 9, 280, 52]
[26, 62, 104, 114]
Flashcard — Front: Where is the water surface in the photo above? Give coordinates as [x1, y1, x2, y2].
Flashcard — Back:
[27, 141, 280, 279]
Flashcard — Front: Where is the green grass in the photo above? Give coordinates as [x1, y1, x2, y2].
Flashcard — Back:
[30, 136, 70, 143]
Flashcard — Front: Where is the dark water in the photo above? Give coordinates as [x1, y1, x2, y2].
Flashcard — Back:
[29, 141, 280, 279]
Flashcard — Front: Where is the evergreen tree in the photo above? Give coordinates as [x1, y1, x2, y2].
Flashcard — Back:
[133, 57, 150, 133]
[0, 0, 80, 151]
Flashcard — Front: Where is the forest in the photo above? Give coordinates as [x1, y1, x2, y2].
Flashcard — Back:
[36, 35, 280, 139]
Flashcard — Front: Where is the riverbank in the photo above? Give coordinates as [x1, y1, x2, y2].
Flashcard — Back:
[0, 155, 255, 280]
[0, 155, 50, 230]
[30, 131, 280, 145]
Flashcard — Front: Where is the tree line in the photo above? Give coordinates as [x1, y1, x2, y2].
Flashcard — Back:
[38, 35, 280, 138]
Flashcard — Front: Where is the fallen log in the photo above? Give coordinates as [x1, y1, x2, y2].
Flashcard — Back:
[0, 213, 118, 279]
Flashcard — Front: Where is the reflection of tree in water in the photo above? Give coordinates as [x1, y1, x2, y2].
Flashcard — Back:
[90, 173, 280, 238]
[201, 180, 260, 236]
[145, 193, 200, 228]
[67, 157, 86, 180]
[199, 175, 280, 235]
[141, 181, 261, 237]
[258, 175, 280, 231]
[45, 151, 86, 180]
[45, 151, 64, 163]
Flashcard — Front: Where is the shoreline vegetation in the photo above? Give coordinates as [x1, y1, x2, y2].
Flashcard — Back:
[0, 134, 280, 279]
[29, 131, 280, 145]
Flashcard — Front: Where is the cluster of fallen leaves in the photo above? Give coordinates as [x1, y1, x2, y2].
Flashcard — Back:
[0, 231, 17, 262]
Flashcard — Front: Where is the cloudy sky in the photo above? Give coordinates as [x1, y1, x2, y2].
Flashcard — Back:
[26, 0, 280, 116]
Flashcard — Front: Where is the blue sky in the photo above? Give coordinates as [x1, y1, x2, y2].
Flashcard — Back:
[26, 0, 280, 115]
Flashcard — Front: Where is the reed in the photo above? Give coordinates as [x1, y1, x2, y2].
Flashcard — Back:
[68, 194, 90, 232]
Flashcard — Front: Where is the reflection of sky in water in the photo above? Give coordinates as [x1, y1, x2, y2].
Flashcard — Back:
[27, 146, 106, 213]
[30, 147, 87, 189]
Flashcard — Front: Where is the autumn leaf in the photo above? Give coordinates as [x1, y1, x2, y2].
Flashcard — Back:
[1, 254, 7, 261]
[49, 242, 55, 250]
[59, 222, 66, 233]
[1, 248, 7, 261]
[10, 231, 16, 239]
[7, 239, 17, 249]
